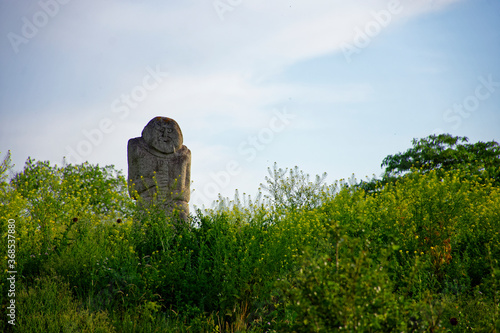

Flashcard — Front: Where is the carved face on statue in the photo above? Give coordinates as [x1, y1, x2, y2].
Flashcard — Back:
[142, 117, 183, 154]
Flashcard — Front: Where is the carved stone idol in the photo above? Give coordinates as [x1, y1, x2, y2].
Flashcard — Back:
[127, 116, 191, 221]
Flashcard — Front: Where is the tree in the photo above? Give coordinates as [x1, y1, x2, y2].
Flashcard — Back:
[260, 163, 330, 211]
[359, 134, 500, 192]
[381, 134, 500, 179]
[0, 151, 14, 185]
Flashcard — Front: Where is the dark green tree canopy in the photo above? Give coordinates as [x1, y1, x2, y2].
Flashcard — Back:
[381, 133, 500, 183]
[358, 134, 500, 193]
[382, 134, 500, 177]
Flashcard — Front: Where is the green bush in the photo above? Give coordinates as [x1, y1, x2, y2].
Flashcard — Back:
[16, 276, 114, 332]
[276, 245, 407, 332]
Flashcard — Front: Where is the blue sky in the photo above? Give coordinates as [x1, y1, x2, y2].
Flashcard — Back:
[1, 0, 499, 208]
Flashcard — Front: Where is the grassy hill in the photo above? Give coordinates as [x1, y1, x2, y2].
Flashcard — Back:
[1, 155, 499, 332]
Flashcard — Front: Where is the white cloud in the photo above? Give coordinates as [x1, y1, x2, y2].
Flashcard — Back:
[0, 0, 465, 207]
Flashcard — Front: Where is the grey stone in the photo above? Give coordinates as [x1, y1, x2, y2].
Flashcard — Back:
[127, 116, 191, 221]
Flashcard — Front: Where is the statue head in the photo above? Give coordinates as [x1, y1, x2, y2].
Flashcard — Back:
[142, 116, 183, 154]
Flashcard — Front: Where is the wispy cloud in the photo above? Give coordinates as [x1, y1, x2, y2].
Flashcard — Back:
[0, 0, 471, 207]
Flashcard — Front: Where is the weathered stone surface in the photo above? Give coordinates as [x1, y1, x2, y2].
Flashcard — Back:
[127, 117, 191, 220]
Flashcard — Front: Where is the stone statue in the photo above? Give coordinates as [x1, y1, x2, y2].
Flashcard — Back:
[127, 116, 191, 221]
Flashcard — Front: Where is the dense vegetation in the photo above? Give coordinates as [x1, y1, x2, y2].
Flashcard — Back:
[1, 134, 499, 332]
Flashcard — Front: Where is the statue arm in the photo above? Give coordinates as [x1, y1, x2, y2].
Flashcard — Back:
[184, 150, 191, 202]
[128, 138, 156, 198]
[171, 146, 191, 202]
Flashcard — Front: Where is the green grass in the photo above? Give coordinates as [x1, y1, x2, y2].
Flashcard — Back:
[1, 157, 499, 332]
